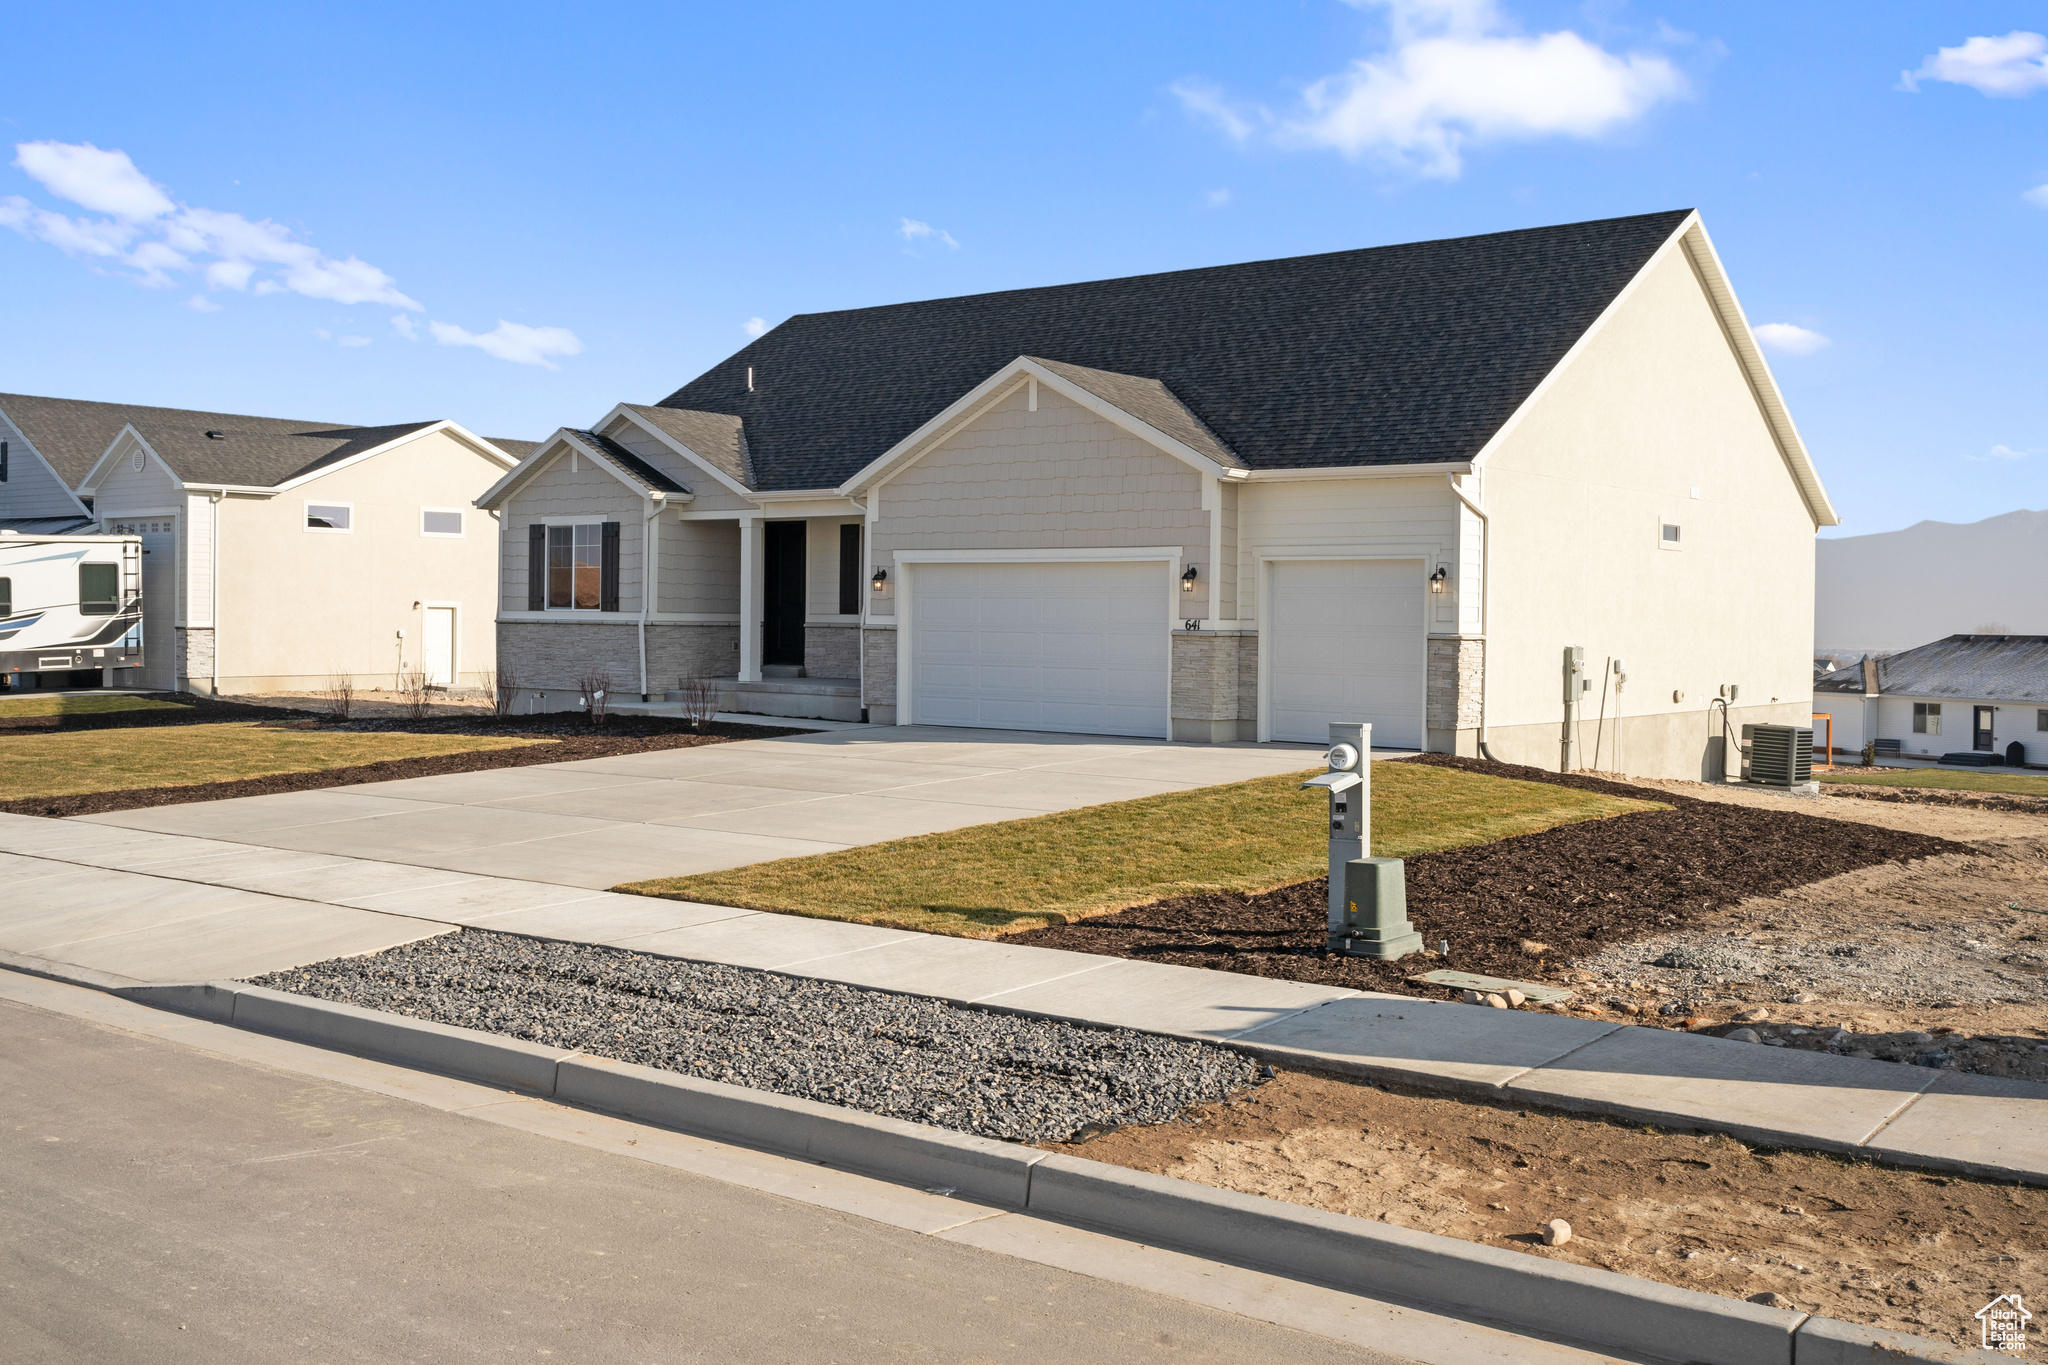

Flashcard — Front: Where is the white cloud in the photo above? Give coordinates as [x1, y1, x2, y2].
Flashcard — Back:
[185, 294, 221, 312]
[337, 335, 371, 347]
[1979, 444, 2038, 461]
[2025, 184, 2048, 209]
[1175, 0, 1686, 178]
[428, 319, 583, 369]
[390, 313, 419, 340]
[313, 327, 332, 340]
[743, 316, 768, 338]
[1754, 322, 1830, 355]
[1204, 188, 1234, 207]
[898, 217, 960, 250]
[13, 141, 173, 219]
[1900, 31, 2048, 96]
[0, 139, 419, 308]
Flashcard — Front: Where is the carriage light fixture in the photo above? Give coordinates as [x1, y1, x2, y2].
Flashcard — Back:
[1181, 565, 1199, 592]
[1429, 565, 1448, 593]
[870, 566, 889, 594]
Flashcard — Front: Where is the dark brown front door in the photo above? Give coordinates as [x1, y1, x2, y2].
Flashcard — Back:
[1975, 706, 1995, 752]
[763, 521, 806, 668]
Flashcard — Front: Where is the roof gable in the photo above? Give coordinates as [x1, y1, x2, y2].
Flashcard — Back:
[475, 428, 692, 510]
[656, 210, 1695, 491]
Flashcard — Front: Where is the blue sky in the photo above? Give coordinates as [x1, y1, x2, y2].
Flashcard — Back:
[2, 1, 2043, 537]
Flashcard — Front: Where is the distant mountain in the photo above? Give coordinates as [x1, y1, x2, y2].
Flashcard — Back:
[1816, 509, 2048, 655]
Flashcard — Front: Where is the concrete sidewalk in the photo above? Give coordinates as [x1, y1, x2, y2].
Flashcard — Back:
[3, 810, 2041, 1186]
[71, 725, 1327, 888]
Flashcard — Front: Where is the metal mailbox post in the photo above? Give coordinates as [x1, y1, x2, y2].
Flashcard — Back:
[1300, 720, 1423, 960]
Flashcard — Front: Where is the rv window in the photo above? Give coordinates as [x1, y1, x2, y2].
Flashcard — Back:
[0, 578, 10, 617]
[1912, 702, 1941, 735]
[79, 563, 119, 615]
[306, 503, 352, 531]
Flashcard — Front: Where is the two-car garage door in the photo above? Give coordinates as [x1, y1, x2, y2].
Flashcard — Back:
[907, 561, 1169, 738]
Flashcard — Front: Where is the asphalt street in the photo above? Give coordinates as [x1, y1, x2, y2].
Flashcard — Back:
[0, 993, 1415, 1365]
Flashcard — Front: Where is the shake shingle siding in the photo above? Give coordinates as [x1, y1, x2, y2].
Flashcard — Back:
[655, 211, 1692, 491]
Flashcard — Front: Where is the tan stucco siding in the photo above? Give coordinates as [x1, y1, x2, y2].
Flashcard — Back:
[870, 385, 1209, 614]
[0, 410, 89, 521]
[1232, 475, 1456, 628]
[1477, 242, 1818, 773]
[497, 450, 645, 617]
[213, 428, 506, 688]
[661, 517, 741, 616]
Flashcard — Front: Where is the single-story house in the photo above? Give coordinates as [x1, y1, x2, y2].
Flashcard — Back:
[0, 393, 534, 694]
[1813, 635, 2048, 766]
[479, 209, 1836, 779]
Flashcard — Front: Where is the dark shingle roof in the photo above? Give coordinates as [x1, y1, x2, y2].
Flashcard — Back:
[654, 210, 1693, 491]
[0, 393, 518, 489]
[566, 430, 692, 496]
[1816, 635, 2048, 703]
[620, 406, 753, 487]
[489, 438, 540, 461]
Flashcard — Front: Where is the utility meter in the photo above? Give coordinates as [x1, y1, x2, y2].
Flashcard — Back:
[1326, 743, 1359, 772]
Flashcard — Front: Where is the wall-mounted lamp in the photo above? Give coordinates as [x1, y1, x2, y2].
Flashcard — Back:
[870, 566, 889, 593]
[1181, 565, 1200, 593]
[1429, 565, 1449, 593]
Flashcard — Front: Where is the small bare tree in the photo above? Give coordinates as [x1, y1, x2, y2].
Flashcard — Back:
[576, 667, 612, 725]
[398, 668, 434, 721]
[677, 673, 719, 730]
[321, 670, 356, 721]
[485, 665, 519, 718]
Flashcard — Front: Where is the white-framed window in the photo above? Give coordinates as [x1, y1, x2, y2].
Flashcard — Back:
[2037, 709, 2047, 732]
[548, 523, 603, 610]
[1659, 522, 1682, 550]
[1912, 702, 1941, 735]
[421, 508, 464, 538]
[305, 501, 353, 532]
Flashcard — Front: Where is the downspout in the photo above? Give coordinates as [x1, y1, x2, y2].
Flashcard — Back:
[209, 487, 225, 697]
[639, 491, 665, 701]
[1445, 473, 1501, 762]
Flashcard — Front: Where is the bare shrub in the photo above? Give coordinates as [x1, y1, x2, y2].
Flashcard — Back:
[577, 668, 612, 725]
[321, 670, 356, 721]
[677, 673, 719, 730]
[486, 665, 519, 718]
[398, 668, 434, 721]
[1861, 740, 1876, 768]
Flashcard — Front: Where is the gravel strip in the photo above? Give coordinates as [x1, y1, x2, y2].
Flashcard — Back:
[250, 930, 1260, 1143]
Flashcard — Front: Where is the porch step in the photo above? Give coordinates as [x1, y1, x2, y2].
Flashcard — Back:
[761, 664, 806, 678]
[734, 676, 862, 723]
[1939, 751, 2004, 767]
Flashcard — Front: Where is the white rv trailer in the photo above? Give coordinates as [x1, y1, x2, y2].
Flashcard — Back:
[0, 531, 145, 687]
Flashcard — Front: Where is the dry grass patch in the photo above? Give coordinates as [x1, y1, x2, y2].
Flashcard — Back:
[0, 693, 191, 719]
[0, 721, 550, 800]
[621, 760, 1663, 937]
[1821, 767, 2048, 796]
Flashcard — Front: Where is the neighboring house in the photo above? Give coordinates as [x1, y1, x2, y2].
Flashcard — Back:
[0, 393, 534, 694]
[480, 210, 1837, 779]
[1813, 635, 2048, 766]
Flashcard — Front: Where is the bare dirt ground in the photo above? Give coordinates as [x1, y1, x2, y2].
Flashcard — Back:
[1565, 778, 2048, 1079]
[222, 687, 496, 719]
[1050, 1068, 2047, 1349]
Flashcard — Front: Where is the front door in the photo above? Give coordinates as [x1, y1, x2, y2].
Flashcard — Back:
[763, 521, 806, 668]
[1975, 706, 1995, 752]
[422, 606, 455, 687]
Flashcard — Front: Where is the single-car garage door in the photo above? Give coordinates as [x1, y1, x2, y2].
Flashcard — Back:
[1266, 559, 1424, 748]
[908, 560, 1169, 737]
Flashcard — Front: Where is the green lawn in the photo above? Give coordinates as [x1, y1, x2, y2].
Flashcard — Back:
[620, 760, 1666, 938]
[0, 722, 551, 799]
[1820, 766, 2048, 796]
[0, 692, 191, 718]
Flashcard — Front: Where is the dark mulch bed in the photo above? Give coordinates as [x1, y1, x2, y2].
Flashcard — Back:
[1009, 753, 1972, 997]
[0, 715, 806, 819]
[0, 692, 314, 732]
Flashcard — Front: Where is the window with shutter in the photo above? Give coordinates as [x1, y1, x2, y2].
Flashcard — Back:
[527, 524, 546, 611]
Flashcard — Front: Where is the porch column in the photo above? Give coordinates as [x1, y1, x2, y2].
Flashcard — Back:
[737, 514, 763, 683]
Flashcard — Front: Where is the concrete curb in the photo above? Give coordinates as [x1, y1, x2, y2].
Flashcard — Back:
[92, 976, 2009, 1365]
[0, 946, 145, 992]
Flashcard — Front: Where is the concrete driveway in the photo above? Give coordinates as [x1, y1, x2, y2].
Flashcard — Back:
[77, 726, 1324, 889]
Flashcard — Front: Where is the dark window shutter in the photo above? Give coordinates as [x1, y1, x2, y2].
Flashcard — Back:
[838, 523, 861, 616]
[527, 523, 546, 611]
[600, 521, 621, 612]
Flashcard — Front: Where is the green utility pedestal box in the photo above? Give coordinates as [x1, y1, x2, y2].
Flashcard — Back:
[1331, 857, 1423, 959]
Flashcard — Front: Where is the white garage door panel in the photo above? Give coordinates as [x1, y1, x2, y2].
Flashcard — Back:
[1268, 559, 1425, 748]
[106, 517, 176, 691]
[910, 561, 1169, 738]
